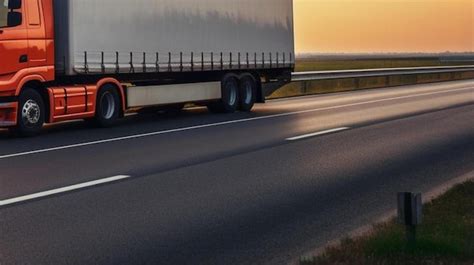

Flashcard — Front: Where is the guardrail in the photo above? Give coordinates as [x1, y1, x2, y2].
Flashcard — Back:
[291, 65, 474, 82]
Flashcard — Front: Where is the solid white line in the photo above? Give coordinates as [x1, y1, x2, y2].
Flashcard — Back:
[0, 85, 472, 160]
[0, 175, 131, 207]
[286, 127, 350, 141]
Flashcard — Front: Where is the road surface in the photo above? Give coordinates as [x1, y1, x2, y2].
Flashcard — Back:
[1, 80, 473, 264]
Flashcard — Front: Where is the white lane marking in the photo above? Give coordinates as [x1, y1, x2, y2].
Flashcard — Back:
[0, 85, 472, 160]
[286, 127, 350, 141]
[0, 175, 131, 207]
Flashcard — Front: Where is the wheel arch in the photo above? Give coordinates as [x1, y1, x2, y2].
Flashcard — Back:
[20, 80, 51, 123]
[95, 78, 126, 117]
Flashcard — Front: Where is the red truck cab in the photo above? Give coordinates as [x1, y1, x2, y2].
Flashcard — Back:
[0, 0, 55, 134]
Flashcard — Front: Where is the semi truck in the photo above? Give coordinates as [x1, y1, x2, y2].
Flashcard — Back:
[0, 0, 295, 136]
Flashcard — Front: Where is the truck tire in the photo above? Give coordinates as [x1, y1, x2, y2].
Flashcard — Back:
[93, 84, 121, 127]
[238, 75, 257, 112]
[11, 88, 46, 136]
[208, 75, 239, 113]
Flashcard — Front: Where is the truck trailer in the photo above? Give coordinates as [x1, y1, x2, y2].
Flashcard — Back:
[0, 0, 295, 135]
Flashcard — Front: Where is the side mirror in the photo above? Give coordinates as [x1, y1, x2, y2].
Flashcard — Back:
[7, 11, 22, 27]
[8, 0, 22, 10]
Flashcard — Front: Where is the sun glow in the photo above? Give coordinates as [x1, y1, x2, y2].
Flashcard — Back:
[294, 0, 473, 53]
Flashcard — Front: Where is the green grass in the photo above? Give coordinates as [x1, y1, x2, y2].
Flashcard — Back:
[295, 58, 472, 72]
[301, 181, 474, 265]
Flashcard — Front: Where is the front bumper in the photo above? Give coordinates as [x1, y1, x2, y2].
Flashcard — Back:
[0, 102, 18, 127]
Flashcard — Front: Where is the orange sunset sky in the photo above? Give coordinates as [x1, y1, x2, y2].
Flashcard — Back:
[294, 0, 473, 53]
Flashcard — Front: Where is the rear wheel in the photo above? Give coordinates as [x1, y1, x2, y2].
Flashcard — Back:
[11, 88, 45, 137]
[207, 75, 239, 113]
[238, 75, 257, 112]
[93, 84, 121, 127]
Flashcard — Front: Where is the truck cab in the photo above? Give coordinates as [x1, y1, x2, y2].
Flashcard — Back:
[0, 0, 54, 134]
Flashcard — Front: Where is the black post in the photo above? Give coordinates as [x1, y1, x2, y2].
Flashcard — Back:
[220, 52, 223, 70]
[168, 52, 172, 72]
[238, 52, 241, 69]
[142, 52, 146, 73]
[115, 51, 120, 73]
[129, 52, 134, 73]
[84, 51, 89, 73]
[254, 52, 257, 68]
[155, 52, 159, 72]
[246, 52, 249, 69]
[398, 192, 422, 247]
[101, 52, 105, 73]
[201, 52, 204, 71]
[211, 52, 214, 70]
[269, 52, 272, 68]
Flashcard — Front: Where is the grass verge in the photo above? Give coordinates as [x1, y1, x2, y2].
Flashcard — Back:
[295, 58, 472, 72]
[301, 181, 474, 265]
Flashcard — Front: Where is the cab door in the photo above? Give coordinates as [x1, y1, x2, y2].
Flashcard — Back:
[0, 0, 28, 76]
[25, 0, 46, 68]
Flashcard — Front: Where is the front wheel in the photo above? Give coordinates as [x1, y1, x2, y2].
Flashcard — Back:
[93, 85, 121, 127]
[11, 88, 45, 137]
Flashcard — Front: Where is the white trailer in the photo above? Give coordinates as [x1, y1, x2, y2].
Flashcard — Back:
[54, 0, 295, 76]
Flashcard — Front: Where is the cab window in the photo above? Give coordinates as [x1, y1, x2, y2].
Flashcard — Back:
[0, 1, 8, 28]
[0, 0, 22, 28]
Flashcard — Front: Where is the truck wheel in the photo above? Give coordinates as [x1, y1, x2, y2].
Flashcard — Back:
[11, 88, 45, 136]
[208, 76, 239, 113]
[239, 75, 257, 112]
[94, 84, 121, 127]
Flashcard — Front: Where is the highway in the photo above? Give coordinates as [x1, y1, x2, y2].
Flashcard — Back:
[0, 80, 473, 265]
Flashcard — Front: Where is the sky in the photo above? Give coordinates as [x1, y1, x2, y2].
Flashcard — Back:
[294, 0, 473, 53]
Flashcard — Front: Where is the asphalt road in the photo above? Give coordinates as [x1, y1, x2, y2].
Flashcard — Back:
[0, 80, 473, 265]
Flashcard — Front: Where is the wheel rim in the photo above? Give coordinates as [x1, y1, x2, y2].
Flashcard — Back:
[243, 81, 253, 105]
[21, 99, 41, 126]
[227, 81, 237, 106]
[100, 92, 116, 119]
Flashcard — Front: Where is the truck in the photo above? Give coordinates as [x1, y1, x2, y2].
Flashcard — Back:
[0, 0, 295, 136]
